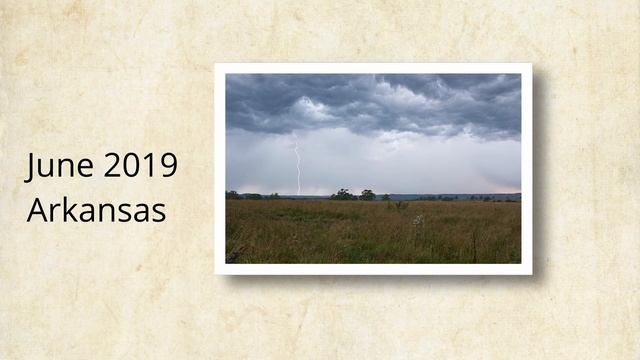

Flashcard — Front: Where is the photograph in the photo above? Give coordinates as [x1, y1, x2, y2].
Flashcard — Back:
[215, 63, 532, 275]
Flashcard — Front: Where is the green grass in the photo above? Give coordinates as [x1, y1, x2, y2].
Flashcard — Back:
[225, 200, 521, 264]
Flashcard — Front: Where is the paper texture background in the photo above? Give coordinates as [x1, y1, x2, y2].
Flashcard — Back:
[1, 1, 638, 358]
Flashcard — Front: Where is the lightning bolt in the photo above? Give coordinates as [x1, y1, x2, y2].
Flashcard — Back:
[293, 133, 301, 196]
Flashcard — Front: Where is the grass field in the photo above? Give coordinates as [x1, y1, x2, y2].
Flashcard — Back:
[225, 200, 521, 264]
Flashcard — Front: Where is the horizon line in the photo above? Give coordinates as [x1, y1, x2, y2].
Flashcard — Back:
[226, 191, 522, 196]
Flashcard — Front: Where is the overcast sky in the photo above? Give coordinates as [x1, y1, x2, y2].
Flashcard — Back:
[226, 73, 521, 195]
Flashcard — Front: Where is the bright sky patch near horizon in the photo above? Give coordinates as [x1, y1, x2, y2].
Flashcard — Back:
[226, 74, 521, 195]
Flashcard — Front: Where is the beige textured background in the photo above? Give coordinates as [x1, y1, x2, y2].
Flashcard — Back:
[1, 1, 639, 358]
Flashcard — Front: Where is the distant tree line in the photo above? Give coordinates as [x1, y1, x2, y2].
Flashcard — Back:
[416, 195, 518, 202]
[226, 191, 282, 200]
[225, 189, 382, 201]
[417, 195, 458, 201]
[226, 189, 519, 202]
[329, 189, 376, 201]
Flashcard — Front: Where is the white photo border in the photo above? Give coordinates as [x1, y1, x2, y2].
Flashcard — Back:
[214, 63, 533, 275]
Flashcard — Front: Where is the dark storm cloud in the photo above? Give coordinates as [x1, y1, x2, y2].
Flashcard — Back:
[226, 73, 521, 140]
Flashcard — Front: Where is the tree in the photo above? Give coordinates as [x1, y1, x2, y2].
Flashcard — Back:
[226, 190, 241, 200]
[330, 188, 357, 200]
[359, 189, 376, 201]
[245, 193, 263, 200]
[381, 194, 391, 201]
[267, 193, 280, 200]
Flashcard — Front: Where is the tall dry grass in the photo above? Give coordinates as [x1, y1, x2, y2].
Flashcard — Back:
[226, 200, 521, 264]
